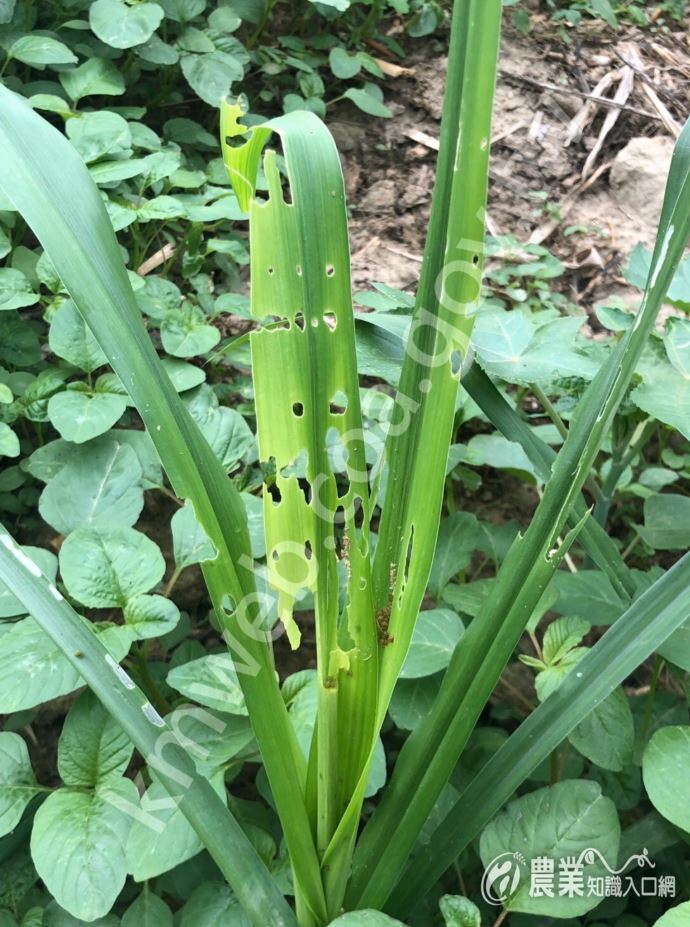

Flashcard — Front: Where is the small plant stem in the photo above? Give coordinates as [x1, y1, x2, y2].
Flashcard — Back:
[549, 748, 561, 785]
[564, 549, 578, 573]
[531, 383, 568, 441]
[529, 630, 543, 661]
[453, 861, 467, 896]
[491, 909, 509, 927]
[532, 383, 603, 507]
[357, 0, 384, 39]
[639, 655, 664, 745]
[621, 533, 641, 561]
[594, 418, 656, 527]
[497, 675, 535, 716]
[163, 566, 182, 599]
[247, 0, 279, 47]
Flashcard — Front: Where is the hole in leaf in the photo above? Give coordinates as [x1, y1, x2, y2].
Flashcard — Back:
[272, 549, 279, 561]
[267, 483, 282, 505]
[403, 525, 414, 584]
[276, 160, 293, 205]
[329, 390, 348, 415]
[323, 312, 337, 330]
[304, 540, 313, 560]
[450, 349, 463, 377]
[353, 496, 364, 530]
[294, 312, 305, 331]
[267, 266, 275, 276]
[224, 131, 251, 149]
[293, 402, 304, 417]
[326, 264, 335, 277]
[296, 264, 303, 276]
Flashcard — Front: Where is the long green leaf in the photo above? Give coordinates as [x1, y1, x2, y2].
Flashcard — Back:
[370, 0, 502, 723]
[0, 85, 326, 921]
[0, 526, 298, 927]
[388, 549, 690, 913]
[220, 103, 377, 870]
[319, 0, 502, 908]
[347, 117, 690, 910]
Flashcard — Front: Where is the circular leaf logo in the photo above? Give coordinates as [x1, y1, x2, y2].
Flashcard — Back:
[481, 852, 525, 905]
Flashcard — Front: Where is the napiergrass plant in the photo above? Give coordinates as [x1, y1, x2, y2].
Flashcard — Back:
[0, 0, 689, 924]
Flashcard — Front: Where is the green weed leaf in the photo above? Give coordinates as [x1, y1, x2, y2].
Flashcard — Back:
[643, 726, 690, 832]
[58, 691, 133, 787]
[0, 733, 38, 838]
[31, 780, 137, 921]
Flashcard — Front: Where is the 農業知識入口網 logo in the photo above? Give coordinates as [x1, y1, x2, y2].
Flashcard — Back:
[481, 848, 675, 906]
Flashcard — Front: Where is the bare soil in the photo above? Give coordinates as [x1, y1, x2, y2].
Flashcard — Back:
[330, 15, 690, 316]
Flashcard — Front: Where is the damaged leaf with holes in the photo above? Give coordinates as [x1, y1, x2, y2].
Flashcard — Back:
[221, 103, 378, 859]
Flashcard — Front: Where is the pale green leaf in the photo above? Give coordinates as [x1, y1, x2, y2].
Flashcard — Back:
[31, 780, 137, 921]
[124, 594, 180, 640]
[160, 306, 220, 357]
[653, 902, 690, 927]
[342, 87, 391, 118]
[439, 895, 481, 927]
[48, 386, 127, 443]
[122, 888, 173, 927]
[542, 616, 590, 665]
[639, 494, 690, 550]
[39, 441, 143, 534]
[428, 512, 479, 597]
[0, 268, 38, 311]
[400, 609, 464, 679]
[59, 525, 165, 607]
[89, 0, 164, 49]
[0, 732, 38, 837]
[472, 307, 598, 384]
[329, 47, 361, 79]
[65, 111, 132, 163]
[172, 502, 217, 570]
[59, 58, 126, 102]
[552, 570, 626, 627]
[479, 780, 620, 916]
[8, 36, 77, 68]
[167, 654, 248, 715]
[643, 726, 690, 832]
[569, 687, 634, 772]
[126, 774, 225, 880]
[58, 691, 133, 787]
[0, 424, 19, 459]
[0, 617, 132, 712]
[179, 881, 249, 927]
[181, 51, 245, 107]
[49, 299, 108, 371]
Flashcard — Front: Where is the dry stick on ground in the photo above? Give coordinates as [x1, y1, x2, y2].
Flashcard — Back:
[620, 44, 683, 137]
[564, 70, 618, 146]
[404, 117, 527, 152]
[137, 242, 176, 276]
[582, 64, 635, 179]
[499, 70, 662, 121]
